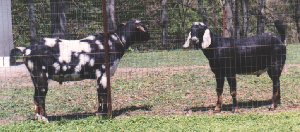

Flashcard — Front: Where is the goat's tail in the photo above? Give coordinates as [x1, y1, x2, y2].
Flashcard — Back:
[10, 47, 26, 64]
[11, 47, 26, 56]
[274, 20, 287, 43]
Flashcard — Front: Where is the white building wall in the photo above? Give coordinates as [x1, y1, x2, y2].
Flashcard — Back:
[0, 0, 13, 67]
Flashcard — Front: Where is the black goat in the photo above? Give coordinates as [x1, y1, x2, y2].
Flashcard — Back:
[15, 19, 150, 122]
[183, 21, 286, 113]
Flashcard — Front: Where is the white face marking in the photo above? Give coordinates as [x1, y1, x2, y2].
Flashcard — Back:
[202, 29, 211, 49]
[52, 62, 60, 73]
[110, 59, 120, 76]
[191, 36, 199, 44]
[44, 38, 57, 47]
[58, 40, 92, 63]
[89, 58, 95, 67]
[25, 49, 31, 55]
[83, 35, 95, 40]
[46, 73, 49, 78]
[100, 73, 107, 88]
[101, 65, 105, 69]
[183, 32, 191, 48]
[27, 60, 34, 71]
[42, 66, 46, 70]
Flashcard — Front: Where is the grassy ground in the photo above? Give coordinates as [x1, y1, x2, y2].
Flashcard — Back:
[0, 44, 300, 130]
[1, 112, 300, 131]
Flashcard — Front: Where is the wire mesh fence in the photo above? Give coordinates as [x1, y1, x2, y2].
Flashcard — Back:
[1, 0, 300, 124]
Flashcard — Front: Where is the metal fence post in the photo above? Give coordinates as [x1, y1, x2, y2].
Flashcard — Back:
[101, 0, 112, 118]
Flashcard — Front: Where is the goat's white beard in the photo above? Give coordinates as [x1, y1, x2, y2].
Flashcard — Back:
[201, 29, 211, 49]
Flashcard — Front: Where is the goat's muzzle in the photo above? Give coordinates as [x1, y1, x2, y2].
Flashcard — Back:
[191, 37, 199, 44]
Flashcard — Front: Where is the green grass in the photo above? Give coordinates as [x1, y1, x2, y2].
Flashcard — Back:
[119, 50, 207, 68]
[1, 112, 300, 131]
[120, 44, 300, 68]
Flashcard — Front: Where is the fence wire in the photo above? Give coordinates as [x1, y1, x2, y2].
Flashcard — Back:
[0, 0, 300, 124]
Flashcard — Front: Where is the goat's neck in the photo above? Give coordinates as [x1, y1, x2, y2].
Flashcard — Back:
[115, 30, 135, 50]
[107, 30, 135, 59]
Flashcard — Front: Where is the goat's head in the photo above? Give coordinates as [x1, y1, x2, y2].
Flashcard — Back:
[189, 22, 211, 49]
[118, 19, 150, 44]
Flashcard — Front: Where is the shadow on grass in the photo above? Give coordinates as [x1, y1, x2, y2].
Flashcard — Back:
[112, 105, 152, 117]
[185, 100, 272, 112]
[47, 112, 95, 121]
[46, 105, 152, 121]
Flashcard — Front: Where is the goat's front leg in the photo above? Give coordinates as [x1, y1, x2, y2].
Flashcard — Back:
[214, 75, 225, 113]
[227, 75, 238, 113]
[96, 71, 108, 116]
[31, 75, 49, 122]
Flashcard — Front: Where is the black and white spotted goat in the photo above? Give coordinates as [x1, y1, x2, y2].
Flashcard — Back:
[183, 20, 286, 113]
[15, 19, 149, 122]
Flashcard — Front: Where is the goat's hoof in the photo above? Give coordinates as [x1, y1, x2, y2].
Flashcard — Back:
[232, 107, 239, 113]
[95, 112, 106, 116]
[35, 113, 49, 123]
[213, 107, 221, 113]
[95, 111, 110, 118]
[269, 107, 275, 111]
[269, 104, 277, 111]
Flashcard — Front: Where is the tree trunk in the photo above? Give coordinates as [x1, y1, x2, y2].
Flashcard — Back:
[257, 0, 265, 35]
[296, 0, 300, 42]
[28, 0, 36, 44]
[241, 0, 249, 37]
[161, 0, 168, 45]
[50, 0, 67, 38]
[197, 0, 208, 24]
[233, 0, 240, 39]
[107, 0, 116, 32]
[222, 0, 233, 38]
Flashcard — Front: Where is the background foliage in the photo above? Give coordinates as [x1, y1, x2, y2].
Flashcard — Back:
[11, 0, 299, 49]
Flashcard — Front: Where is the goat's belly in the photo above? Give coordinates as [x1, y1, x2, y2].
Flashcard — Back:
[51, 72, 96, 82]
[237, 68, 268, 76]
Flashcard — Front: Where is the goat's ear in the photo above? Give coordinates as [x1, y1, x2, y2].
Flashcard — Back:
[201, 29, 211, 49]
[136, 25, 146, 32]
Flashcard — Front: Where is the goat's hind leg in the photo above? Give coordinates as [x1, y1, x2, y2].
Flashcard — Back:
[267, 68, 282, 111]
[227, 75, 238, 113]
